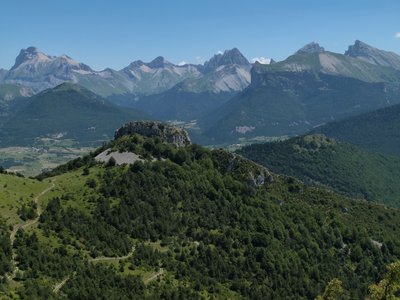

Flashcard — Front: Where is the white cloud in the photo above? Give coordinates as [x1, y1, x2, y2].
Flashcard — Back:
[177, 61, 187, 66]
[195, 56, 204, 64]
[395, 32, 400, 38]
[251, 57, 271, 64]
[217, 50, 223, 55]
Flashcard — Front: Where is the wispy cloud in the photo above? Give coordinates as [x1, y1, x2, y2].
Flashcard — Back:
[177, 61, 187, 66]
[195, 56, 204, 64]
[395, 32, 400, 38]
[217, 50, 223, 55]
[251, 57, 271, 64]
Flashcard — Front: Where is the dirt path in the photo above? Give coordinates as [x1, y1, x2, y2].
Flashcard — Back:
[51, 246, 136, 294]
[144, 268, 164, 284]
[53, 275, 70, 293]
[6, 180, 56, 281]
[90, 246, 136, 262]
[10, 181, 55, 243]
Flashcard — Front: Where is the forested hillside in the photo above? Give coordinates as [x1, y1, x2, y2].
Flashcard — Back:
[1, 125, 400, 299]
[237, 134, 400, 207]
[312, 103, 400, 156]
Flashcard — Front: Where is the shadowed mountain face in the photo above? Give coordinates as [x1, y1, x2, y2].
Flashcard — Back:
[0, 83, 33, 125]
[200, 71, 396, 144]
[345, 40, 400, 70]
[0, 83, 147, 146]
[312, 103, 400, 156]
[108, 48, 252, 121]
[197, 41, 400, 144]
[238, 134, 400, 207]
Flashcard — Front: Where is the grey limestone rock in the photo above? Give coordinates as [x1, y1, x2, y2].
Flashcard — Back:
[115, 121, 191, 147]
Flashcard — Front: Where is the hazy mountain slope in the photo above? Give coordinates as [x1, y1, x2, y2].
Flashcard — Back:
[132, 86, 234, 121]
[312, 103, 400, 156]
[0, 84, 32, 125]
[0, 83, 147, 146]
[198, 41, 400, 144]
[1, 47, 251, 100]
[201, 71, 392, 144]
[196, 48, 252, 92]
[0, 83, 32, 101]
[260, 43, 400, 83]
[119, 48, 251, 121]
[2, 47, 134, 96]
[121, 56, 201, 95]
[238, 134, 400, 207]
[3, 122, 400, 299]
[0, 69, 7, 81]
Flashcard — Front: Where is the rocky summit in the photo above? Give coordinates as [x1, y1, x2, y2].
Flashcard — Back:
[344, 40, 400, 70]
[115, 121, 191, 147]
[295, 42, 325, 54]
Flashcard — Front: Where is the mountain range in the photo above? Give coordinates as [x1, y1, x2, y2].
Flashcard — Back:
[0, 47, 253, 98]
[200, 41, 400, 144]
[1, 40, 400, 147]
[3, 37, 400, 299]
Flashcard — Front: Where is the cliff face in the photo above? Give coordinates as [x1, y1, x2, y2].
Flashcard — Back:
[115, 121, 191, 147]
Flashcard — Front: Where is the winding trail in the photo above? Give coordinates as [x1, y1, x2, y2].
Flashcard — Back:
[6, 180, 56, 281]
[144, 268, 164, 284]
[52, 246, 136, 294]
[4, 179, 152, 291]
[90, 246, 136, 262]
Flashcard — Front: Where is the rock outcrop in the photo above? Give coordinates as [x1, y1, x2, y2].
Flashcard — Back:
[345, 40, 400, 70]
[295, 42, 325, 55]
[115, 121, 191, 147]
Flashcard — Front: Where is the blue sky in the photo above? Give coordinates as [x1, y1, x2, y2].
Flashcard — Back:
[1, 0, 400, 70]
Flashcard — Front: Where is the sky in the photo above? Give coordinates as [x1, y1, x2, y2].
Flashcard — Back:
[1, 0, 400, 71]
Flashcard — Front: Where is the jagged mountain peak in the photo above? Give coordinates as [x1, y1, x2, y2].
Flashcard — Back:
[125, 56, 175, 70]
[147, 56, 173, 68]
[11, 46, 52, 70]
[25, 46, 40, 53]
[345, 40, 376, 56]
[127, 60, 145, 68]
[203, 48, 250, 72]
[295, 42, 325, 55]
[344, 40, 400, 69]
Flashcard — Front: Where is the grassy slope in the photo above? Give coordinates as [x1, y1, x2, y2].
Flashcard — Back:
[237, 134, 400, 207]
[0, 174, 49, 226]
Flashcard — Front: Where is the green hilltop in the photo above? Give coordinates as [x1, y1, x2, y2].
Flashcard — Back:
[0, 83, 147, 147]
[1, 123, 400, 298]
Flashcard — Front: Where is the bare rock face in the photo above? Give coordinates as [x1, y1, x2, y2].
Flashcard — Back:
[115, 121, 191, 147]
